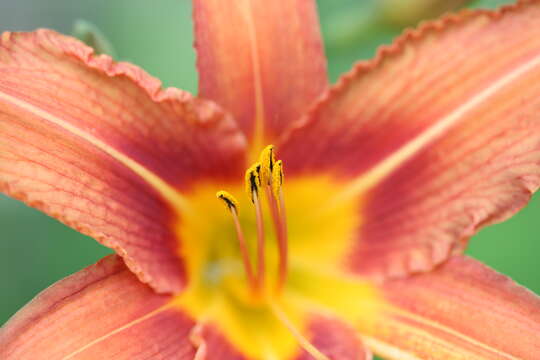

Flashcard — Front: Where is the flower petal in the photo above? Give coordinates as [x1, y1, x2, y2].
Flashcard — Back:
[0, 255, 197, 359]
[0, 255, 269, 359]
[189, 324, 247, 360]
[295, 314, 372, 360]
[193, 0, 328, 148]
[357, 256, 540, 359]
[0, 30, 246, 293]
[175, 313, 372, 360]
[279, 1, 540, 280]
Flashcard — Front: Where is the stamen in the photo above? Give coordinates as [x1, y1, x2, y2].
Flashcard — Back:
[271, 160, 284, 199]
[265, 159, 288, 291]
[217, 146, 290, 296]
[245, 164, 266, 293]
[253, 190, 266, 293]
[245, 162, 262, 203]
[276, 197, 289, 292]
[216, 190, 239, 211]
[216, 191, 256, 292]
[259, 144, 276, 185]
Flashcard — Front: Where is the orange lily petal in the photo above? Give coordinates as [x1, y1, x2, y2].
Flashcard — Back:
[189, 324, 247, 359]
[279, 1, 540, 280]
[295, 314, 372, 360]
[177, 305, 372, 360]
[0, 30, 246, 293]
[1, 272, 372, 360]
[0, 255, 197, 359]
[191, 313, 372, 360]
[194, 0, 328, 148]
[1, 255, 270, 359]
[358, 255, 540, 359]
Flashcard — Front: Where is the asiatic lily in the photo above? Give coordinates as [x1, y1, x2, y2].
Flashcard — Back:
[1, 0, 540, 359]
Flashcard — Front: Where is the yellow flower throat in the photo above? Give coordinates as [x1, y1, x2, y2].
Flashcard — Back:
[173, 145, 380, 359]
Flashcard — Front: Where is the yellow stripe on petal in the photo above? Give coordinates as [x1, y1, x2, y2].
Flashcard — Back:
[334, 50, 540, 204]
[0, 90, 189, 212]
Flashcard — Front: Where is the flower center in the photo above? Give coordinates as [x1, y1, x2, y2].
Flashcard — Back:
[172, 146, 379, 359]
[216, 145, 288, 299]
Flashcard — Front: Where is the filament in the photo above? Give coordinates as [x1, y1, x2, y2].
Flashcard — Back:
[253, 190, 266, 293]
[216, 191, 257, 292]
[231, 207, 257, 292]
[276, 189, 288, 291]
[266, 185, 288, 292]
[217, 144, 290, 297]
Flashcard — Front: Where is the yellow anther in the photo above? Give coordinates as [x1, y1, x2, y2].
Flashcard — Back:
[216, 190, 239, 212]
[259, 144, 276, 185]
[245, 162, 262, 203]
[271, 160, 284, 198]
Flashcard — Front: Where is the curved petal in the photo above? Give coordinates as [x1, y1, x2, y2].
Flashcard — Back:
[0, 30, 246, 292]
[279, 1, 540, 280]
[0, 255, 197, 359]
[194, 0, 328, 149]
[357, 256, 540, 359]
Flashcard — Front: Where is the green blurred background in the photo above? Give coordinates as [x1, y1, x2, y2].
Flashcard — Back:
[0, 0, 537, 352]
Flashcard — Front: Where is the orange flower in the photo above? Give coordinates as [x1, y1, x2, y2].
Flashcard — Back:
[2, 1, 540, 359]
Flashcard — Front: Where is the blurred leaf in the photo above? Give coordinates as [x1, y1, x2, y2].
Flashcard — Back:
[0, 195, 111, 324]
[467, 193, 540, 294]
[99, 0, 196, 91]
[470, 0, 514, 8]
[379, 0, 471, 28]
[72, 19, 117, 57]
[325, 24, 397, 82]
[323, 1, 379, 51]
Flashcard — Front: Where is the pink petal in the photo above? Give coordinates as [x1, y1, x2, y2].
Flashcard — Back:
[279, 1, 540, 281]
[0, 30, 246, 293]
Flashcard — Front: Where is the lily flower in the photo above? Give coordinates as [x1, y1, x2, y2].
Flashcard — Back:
[2, 0, 540, 359]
